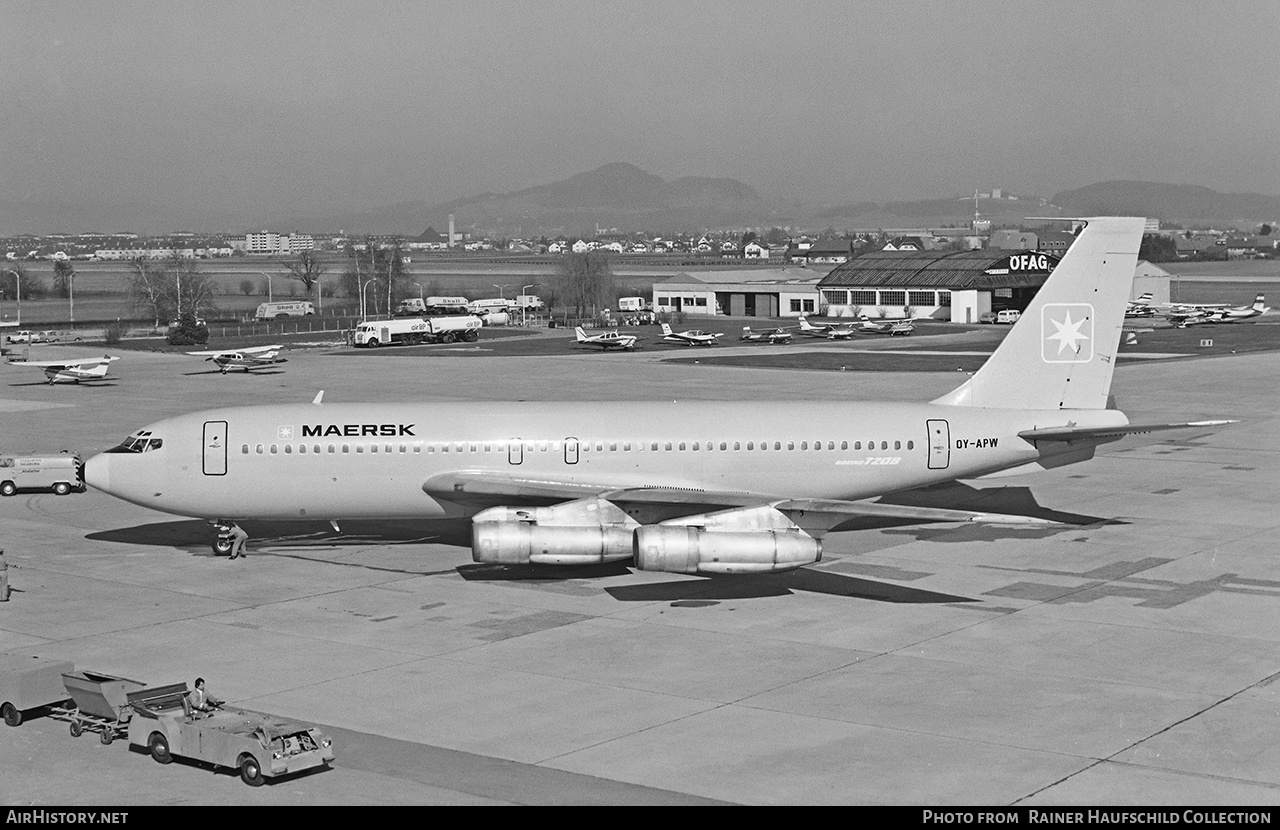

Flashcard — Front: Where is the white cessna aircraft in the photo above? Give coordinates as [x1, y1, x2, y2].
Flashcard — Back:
[573, 327, 638, 351]
[659, 323, 723, 346]
[8, 354, 119, 384]
[85, 218, 1235, 572]
[856, 318, 915, 336]
[796, 316, 856, 339]
[739, 326, 793, 344]
[1165, 295, 1269, 327]
[187, 345, 287, 374]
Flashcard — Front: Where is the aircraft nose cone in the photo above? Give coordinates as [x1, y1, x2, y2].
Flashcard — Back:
[84, 453, 111, 493]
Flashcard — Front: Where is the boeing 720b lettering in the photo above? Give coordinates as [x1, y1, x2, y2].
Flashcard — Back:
[84, 218, 1235, 574]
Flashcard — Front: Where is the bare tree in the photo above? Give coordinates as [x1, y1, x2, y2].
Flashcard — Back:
[280, 250, 327, 300]
[127, 256, 217, 327]
[551, 251, 616, 316]
[53, 260, 75, 299]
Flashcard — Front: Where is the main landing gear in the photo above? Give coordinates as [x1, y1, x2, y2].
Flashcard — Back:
[212, 521, 243, 555]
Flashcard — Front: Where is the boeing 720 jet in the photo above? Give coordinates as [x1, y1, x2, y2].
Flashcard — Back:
[85, 218, 1234, 575]
[8, 354, 119, 384]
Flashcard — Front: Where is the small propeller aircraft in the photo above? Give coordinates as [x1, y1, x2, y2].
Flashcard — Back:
[659, 323, 723, 346]
[8, 354, 119, 384]
[1165, 295, 1269, 327]
[1125, 292, 1157, 318]
[187, 345, 287, 374]
[573, 327, 638, 351]
[796, 316, 856, 340]
[856, 318, 915, 336]
[739, 326, 793, 344]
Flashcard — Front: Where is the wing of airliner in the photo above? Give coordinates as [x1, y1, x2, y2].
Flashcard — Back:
[187, 345, 286, 374]
[8, 355, 119, 384]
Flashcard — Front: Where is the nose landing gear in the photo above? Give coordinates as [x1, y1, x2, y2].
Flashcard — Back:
[212, 521, 243, 555]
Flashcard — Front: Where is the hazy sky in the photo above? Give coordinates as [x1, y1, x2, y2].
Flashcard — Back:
[3, 0, 1277, 217]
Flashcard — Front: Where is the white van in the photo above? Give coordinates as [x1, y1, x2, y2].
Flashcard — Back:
[996, 309, 1022, 324]
[0, 453, 83, 496]
[254, 301, 315, 320]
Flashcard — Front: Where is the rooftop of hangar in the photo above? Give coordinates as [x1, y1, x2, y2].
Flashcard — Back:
[817, 249, 1060, 290]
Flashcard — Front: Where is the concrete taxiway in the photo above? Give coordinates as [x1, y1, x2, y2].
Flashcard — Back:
[1, 336, 1278, 805]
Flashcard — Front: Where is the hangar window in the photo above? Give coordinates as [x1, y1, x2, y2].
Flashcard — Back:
[938, 291, 951, 307]
[657, 296, 670, 306]
[880, 290, 906, 306]
[789, 299, 815, 313]
[822, 290, 849, 306]
[694, 298, 707, 307]
[909, 291, 935, 306]
[849, 290, 876, 305]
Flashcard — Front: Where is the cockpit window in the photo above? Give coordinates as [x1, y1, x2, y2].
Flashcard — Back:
[107, 430, 163, 453]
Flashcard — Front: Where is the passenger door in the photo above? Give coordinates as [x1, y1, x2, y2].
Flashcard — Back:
[926, 419, 950, 470]
[564, 438, 579, 465]
[508, 438, 523, 466]
[202, 421, 228, 476]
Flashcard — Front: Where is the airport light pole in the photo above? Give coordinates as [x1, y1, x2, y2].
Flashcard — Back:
[521, 283, 537, 325]
[259, 272, 273, 303]
[3, 270, 19, 324]
[361, 278, 376, 321]
[414, 282, 423, 301]
[493, 283, 511, 299]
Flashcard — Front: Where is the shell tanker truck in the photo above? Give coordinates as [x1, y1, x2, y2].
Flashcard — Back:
[351, 316, 481, 347]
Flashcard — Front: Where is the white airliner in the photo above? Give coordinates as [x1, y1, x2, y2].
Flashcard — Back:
[659, 323, 723, 346]
[8, 355, 119, 384]
[796, 316, 856, 340]
[1165, 295, 1269, 327]
[84, 218, 1236, 574]
[186, 345, 287, 374]
[573, 327, 638, 351]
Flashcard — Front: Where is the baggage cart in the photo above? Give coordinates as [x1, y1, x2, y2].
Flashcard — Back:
[49, 670, 146, 745]
[0, 654, 75, 727]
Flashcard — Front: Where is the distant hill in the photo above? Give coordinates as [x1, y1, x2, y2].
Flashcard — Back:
[276, 163, 767, 236]
[1050, 181, 1280, 226]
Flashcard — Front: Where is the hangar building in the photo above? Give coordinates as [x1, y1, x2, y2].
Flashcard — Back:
[816, 249, 1061, 323]
[651, 268, 822, 317]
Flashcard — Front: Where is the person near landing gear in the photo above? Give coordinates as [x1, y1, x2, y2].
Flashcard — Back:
[228, 524, 248, 559]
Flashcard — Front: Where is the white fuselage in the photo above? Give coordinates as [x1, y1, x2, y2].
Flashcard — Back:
[84, 401, 1120, 523]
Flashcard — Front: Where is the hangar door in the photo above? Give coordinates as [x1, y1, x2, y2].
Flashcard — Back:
[926, 419, 950, 470]
[203, 421, 228, 476]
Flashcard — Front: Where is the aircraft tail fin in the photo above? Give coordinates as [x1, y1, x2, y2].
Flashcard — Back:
[932, 217, 1145, 410]
[1134, 292, 1152, 305]
[661, 323, 673, 336]
[1253, 295, 1267, 311]
[575, 326, 588, 342]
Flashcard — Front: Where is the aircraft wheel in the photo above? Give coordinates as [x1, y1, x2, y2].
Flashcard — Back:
[239, 754, 265, 787]
[53, 482, 72, 496]
[213, 536, 234, 555]
[100, 729, 113, 745]
[0, 481, 16, 497]
[70, 720, 83, 737]
[149, 732, 172, 764]
[2, 702, 21, 727]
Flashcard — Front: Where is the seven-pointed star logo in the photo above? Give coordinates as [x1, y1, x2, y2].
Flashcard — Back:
[1041, 303, 1094, 363]
[277, 425, 294, 440]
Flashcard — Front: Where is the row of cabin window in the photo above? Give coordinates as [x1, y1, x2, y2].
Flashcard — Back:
[240, 439, 916, 456]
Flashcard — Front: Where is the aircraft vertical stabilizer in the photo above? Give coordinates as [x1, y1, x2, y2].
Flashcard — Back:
[932, 216, 1145, 410]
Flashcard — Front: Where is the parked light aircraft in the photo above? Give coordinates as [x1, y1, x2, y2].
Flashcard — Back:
[186, 345, 287, 374]
[857, 318, 915, 336]
[1124, 292, 1156, 318]
[1165, 295, 1269, 327]
[8, 355, 119, 384]
[574, 327, 638, 351]
[660, 323, 723, 346]
[796, 316, 856, 339]
[739, 326, 793, 344]
[85, 218, 1236, 573]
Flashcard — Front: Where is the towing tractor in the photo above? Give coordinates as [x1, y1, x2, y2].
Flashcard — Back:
[351, 315, 481, 347]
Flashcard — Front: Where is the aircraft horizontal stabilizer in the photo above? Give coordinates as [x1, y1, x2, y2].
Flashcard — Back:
[1018, 420, 1238, 442]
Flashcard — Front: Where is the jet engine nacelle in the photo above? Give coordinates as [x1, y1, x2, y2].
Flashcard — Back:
[633, 526, 821, 575]
[472, 521, 634, 565]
